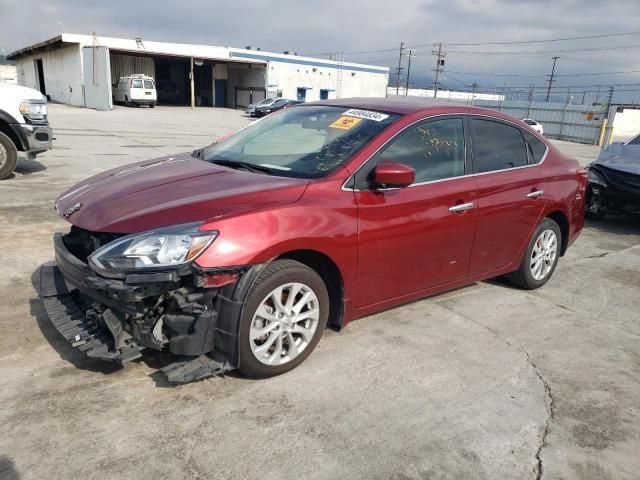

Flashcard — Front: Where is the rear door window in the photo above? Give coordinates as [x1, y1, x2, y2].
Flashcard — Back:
[132, 79, 143, 88]
[143, 80, 154, 89]
[522, 130, 548, 164]
[471, 118, 528, 173]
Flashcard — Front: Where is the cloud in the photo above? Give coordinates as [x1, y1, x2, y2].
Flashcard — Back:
[2, 0, 640, 100]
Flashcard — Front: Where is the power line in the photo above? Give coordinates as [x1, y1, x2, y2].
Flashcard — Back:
[443, 68, 640, 78]
[443, 30, 640, 46]
[302, 30, 640, 57]
[443, 44, 640, 56]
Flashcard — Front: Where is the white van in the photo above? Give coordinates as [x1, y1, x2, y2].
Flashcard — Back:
[113, 75, 157, 107]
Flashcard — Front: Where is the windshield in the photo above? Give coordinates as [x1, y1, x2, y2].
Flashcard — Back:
[258, 98, 277, 105]
[626, 134, 640, 145]
[202, 106, 399, 178]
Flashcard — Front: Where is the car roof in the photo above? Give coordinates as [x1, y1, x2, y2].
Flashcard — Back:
[304, 97, 525, 122]
[304, 98, 547, 140]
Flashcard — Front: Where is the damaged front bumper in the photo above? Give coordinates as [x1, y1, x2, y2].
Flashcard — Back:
[39, 233, 258, 383]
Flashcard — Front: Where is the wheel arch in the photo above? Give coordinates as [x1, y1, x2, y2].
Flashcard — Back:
[545, 209, 570, 256]
[0, 111, 26, 151]
[276, 249, 345, 330]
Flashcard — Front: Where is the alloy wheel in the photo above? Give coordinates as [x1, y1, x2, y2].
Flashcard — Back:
[249, 282, 320, 366]
[0, 142, 6, 169]
[530, 229, 558, 281]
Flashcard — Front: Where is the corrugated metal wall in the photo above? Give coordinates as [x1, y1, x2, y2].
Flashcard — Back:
[109, 53, 155, 86]
[473, 99, 609, 144]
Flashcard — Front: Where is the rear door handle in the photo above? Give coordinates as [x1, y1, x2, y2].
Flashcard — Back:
[449, 202, 474, 212]
[526, 190, 544, 198]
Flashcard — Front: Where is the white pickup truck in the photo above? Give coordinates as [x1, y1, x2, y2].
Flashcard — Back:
[0, 83, 53, 179]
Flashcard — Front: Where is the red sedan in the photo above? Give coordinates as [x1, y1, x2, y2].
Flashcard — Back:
[43, 99, 587, 382]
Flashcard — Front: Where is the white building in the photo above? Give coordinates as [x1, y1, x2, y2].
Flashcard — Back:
[388, 87, 504, 103]
[8, 33, 389, 110]
[0, 64, 17, 84]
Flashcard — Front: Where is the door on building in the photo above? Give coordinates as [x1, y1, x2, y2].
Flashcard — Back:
[81, 46, 113, 111]
[215, 79, 227, 107]
[297, 88, 306, 102]
[320, 89, 329, 100]
[35, 59, 46, 96]
[194, 63, 213, 107]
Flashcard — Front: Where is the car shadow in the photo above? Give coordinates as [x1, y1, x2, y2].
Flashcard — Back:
[0, 456, 19, 480]
[15, 156, 46, 175]
[585, 215, 640, 236]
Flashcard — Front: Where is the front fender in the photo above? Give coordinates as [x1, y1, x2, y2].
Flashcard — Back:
[195, 186, 358, 302]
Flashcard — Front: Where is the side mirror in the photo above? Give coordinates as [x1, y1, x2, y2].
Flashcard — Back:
[372, 161, 415, 189]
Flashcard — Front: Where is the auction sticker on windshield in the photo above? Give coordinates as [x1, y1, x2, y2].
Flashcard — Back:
[343, 109, 389, 122]
[330, 116, 363, 130]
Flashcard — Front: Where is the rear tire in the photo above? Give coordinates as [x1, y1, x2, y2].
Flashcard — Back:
[150, 103, 155, 108]
[238, 260, 329, 378]
[506, 218, 561, 290]
[0, 131, 18, 180]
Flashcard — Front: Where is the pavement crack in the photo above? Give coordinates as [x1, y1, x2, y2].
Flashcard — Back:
[436, 302, 554, 480]
[585, 252, 610, 259]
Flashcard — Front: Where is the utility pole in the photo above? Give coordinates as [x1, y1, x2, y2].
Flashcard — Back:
[595, 84, 602, 105]
[527, 84, 534, 117]
[432, 43, 446, 98]
[606, 86, 615, 107]
[581, 91, 586, 105]
[404, 48, 416, 96]
[395, 42, 405, 95]
[470, 82, 479, 105]
[545, 56, 559, 102]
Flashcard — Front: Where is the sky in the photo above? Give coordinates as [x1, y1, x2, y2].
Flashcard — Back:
[2, 0, 640, 102]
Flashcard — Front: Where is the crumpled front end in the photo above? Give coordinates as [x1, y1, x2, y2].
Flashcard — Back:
[588, 164, 640, 216]
[39, 228, 258, 383]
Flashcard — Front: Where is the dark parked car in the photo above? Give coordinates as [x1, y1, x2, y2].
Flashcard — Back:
[587, 133, 640, 218]
[40, 99, 587, 383]
[253, 99, 302, 117]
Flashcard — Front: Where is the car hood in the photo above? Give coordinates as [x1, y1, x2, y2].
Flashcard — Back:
[1, 83, 47, 102]
[593, 144, 640, 175]
[55, 154, 309, 233]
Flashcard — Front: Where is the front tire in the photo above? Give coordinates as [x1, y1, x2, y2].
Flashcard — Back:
[506, 218, 561, 290]
[238, 260, 329, 378]
[0, 131, 18, 180]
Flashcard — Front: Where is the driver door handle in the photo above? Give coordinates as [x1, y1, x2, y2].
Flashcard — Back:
[526, 190, 544, 198]
[449, 202, 474, 212]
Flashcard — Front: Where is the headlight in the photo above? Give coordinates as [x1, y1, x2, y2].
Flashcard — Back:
[19, 101, 48, 121]
[89, 223, 217, 273]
